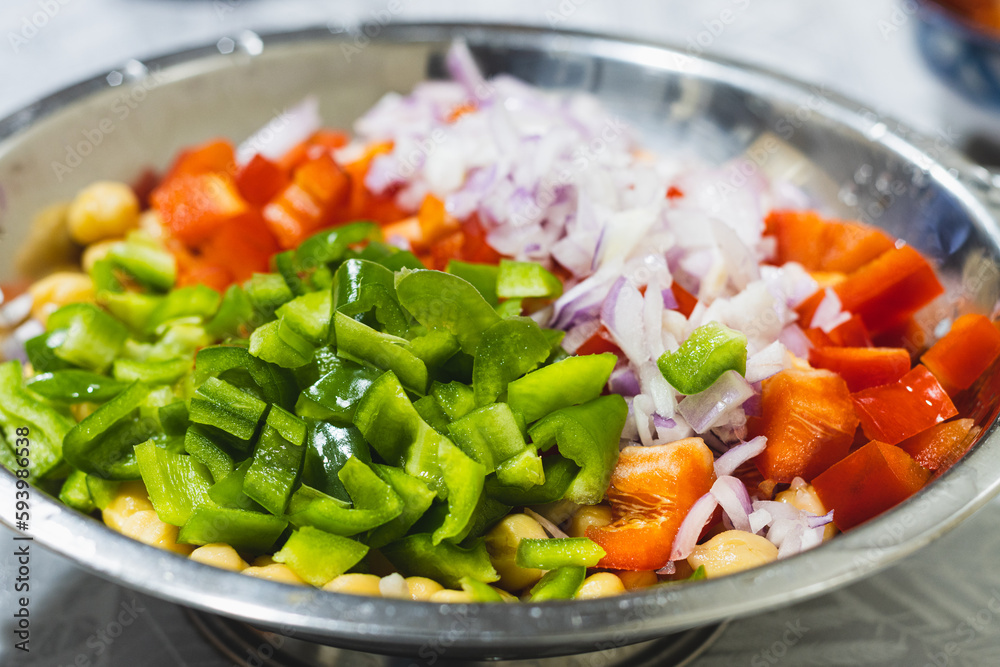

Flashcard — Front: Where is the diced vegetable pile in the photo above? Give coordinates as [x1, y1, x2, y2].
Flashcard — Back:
[2, 42, 1000, 602]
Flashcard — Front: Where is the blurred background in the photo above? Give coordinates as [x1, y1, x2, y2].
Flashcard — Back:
[3, 0, 1000, 665]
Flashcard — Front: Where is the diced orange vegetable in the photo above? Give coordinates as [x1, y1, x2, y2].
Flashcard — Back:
[809, 346, 911, 392]
[897, 418, 975, 472]
[750, 368, 859, 482]
[447, 102, 478, 123]
[427, 231, 465, 271]
[163, 139, 236, 181]
[766, 210, 894, 273]
[200, 211, 279, 282]
[670, 282, 699, 318]
[151, 172, 250, 246]
[813, 440, 930, 531]
[381, 217, 423, 248]
[833, 245, 944, 335]
[921, 313, 1000, 392]
[176, 262, 232, 294]
[262, 154, 348, 249]
[458, 215, 501, 265]
[587, 438, 716, 571]
[827, 315, 872, 348]
[418, 194, 460, 245]
[851, 365, 957, 445]
[294, 153, 348, 210]
[236, 154, 290, 207]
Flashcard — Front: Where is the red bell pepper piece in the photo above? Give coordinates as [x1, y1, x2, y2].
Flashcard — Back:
[163, 139, 236, 181]
[200, 211, 279, 283]
[750, 368, 859, 482]
[809, 346, 911, 392]
[176, 262, 232, 293]
[765, 210, 894, 273]
[236, 154, 290, 207]
[921, 314, 1000, 393]
[151, 172, 250, 246]
[851, 365, 957, 445]
[418, 194, 460, 245]
[587, 438, 715, 571]
[812, 440, 930, 531]
[670, 282, 699, 318]
[458, 215, 502, 265]
[833, 245, 944, 335]
[897, 418, 975, 472]
[827, 315, 872, 347]
[576, 328, 622, 357]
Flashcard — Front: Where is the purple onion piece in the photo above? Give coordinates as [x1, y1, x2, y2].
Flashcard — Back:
[710, 476, 753, 532]
[669, 492, 719, 562]
[714, 435, 767, 478]
[676, 370, 755, 433]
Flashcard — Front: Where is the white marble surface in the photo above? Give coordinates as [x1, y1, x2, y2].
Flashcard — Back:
[2, 1, 1000, 665]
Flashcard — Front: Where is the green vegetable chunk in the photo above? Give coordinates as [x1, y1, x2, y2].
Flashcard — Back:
[528, 395, 627, 505]
[273, 526, 369, 587]
[446, 260, 500, 306]
[286, 458, 403, 536]
[178, 505, 288, 552]
[183, 425, 235, 483]
[249, 318, 315, 369]
[367, 465, 436, 549]
[26, 370, 130, 404]
[189, 377, 267, 442]
[300, 421, 371, 502]
[496, 259, 563, 299]
[433, 439, 486, 545]
[506, 353, 616, 423]
[47, 303, 129, 373]
[515, 538, 606, 570]
[243, 415, 306, 516]
[135, 440, 213, 526]
[296, 355, 381, 424]
[656, 321, 748, 395]
[528, 566, 586, 601]
[63, 381, 153, 479]
[380, 533, 499, 588]
[472, 317, 551, 407]
[276, 290, 332, 345]
[332, 259, 409, 337]
[485, 456, 579, 506]
[59, 469, 96, 513]
[334, 312, 427, 394]
[460, 576, 503, 602]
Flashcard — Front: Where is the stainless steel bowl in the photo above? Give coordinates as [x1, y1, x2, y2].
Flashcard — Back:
[2, 23, 1000, 661]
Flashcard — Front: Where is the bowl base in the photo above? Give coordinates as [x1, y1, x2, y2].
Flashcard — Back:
[184, 607, 728, 666]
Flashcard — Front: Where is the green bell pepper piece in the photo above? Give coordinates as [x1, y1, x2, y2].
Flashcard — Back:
[394, 269, 501, 356]
[24, 331, 76, 373]
[472, 317, 551, 407]
[494, 448, 545, 490]
[273, 250, 304, 296]
[144, 285, 220, 334]
[334, 312, 427, 394]
[47, 303, 129, 373]
[177, 505, 288, 552]
[367, 464, 436, 549]
[301, 421, 372, 502]
[352, 371, 448, 494]
[135, 439, 213, 526]
[407, 330, 460, 369]
[413, 395, 451, 435]
[462, 493, 512, 540]
[296, 356, 381, 424]
[495, 299, 522, 318]
[158, 401, 189, 437]
[287, 458, 402, 536]
[206, 284, 254, 340]
[446, 260, 499, 306]
[273, 526, 370, 586]
[507, 352, 616, 423]
[431, 381, 476, 422]
[433, 439, 486, 545]
[207, 459, 262, 511]
[276, 290, 332, 346]
[496, 259, 563, 299]
[243, 413, 306, 515]
[515, 538, 606, 570]
[184, 425, 236, 483]
[527, 395, 627, 505]
[86, 475, 120, 510]
[100, 291, 163, 333]
[485, 456, 579, 506]
[296, 222, 382, 276]
[657, 321, 748, 395]
[447, 403, 530, 473]
[528, 566, 586, 601]
[244, 272, 294, 320]
[378, 249, 425, 272]
[380, 533, 499, 588]
[460, 576, 504, 602]
[63, 381, 152, 479]
[332, 259, 409, 337]
[26, 370, 131, 404]
[106, 237, 177, 291]
[112, 358, 191, 385]
[194, 345, 298, 410]
[249, 318, 315, 369]
[59, 468, 96, 513]
[188, 377, 267, 443]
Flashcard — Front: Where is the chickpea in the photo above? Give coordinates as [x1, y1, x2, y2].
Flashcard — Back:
[484, 514, 549, 592]
[687, 530, 778, 579]
[323, 573, 382, 596]
[567, 504, 613, 538]
[28, 272, 95, 325]
[117, 510, 193, 556]
[15, 202, 80, 280]
[617, 570, 659, 591]
[776, 481, 837, 541]
[67, 181, 140, 244]
[428, 589, 476, 603]
[101, 481, 154, 533]
[405, 576, 444, 601]
[576, 572, 626, 599]
[242, 563, 307, 585]
[190, 544, 248, 572]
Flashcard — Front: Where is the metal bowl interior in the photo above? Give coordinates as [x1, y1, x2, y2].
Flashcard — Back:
[2, 23, 1000, 660]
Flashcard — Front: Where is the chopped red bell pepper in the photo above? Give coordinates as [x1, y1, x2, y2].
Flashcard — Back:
[163, 139, 236, 181]
[750, 368, 859, 482]
[851, 365, 958, 445]
[575, 328, 622, 357]
[151, 172, 250, 246]
[200, 211, 279, 282]
[236, 154, 290, 207]
[176, 262, 232, 293]
[897, 418, 975, 472]
[418, 194, 460, 245]
[670, 282, 699, 318]
[833, 245, 944, 335]
[921, 313, 1000, 393]
[827, 315, 872, 348]
[766, 210, 894, 273]
[459, 215, 502, 265]
[587, 438, 716, 571]
[812, 440, 930, 530]
[809, 346, 911, 392]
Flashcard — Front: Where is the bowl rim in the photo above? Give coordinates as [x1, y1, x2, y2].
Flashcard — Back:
[2, 21, 1000, 658]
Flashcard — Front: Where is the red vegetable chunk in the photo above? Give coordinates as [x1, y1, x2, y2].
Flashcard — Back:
[750, 368, 859, 483]
[765, 210, 894, 273]
[809, 346, 911, 392]
[236, 154, 290, 207]
[813, 440, 930, 531]
[151, 172, 250, 246]
[587, 438, 715, 571]
[851, 365, 957, 445]
[921, 313, 1000, 393]
[897, 418, 976, 472]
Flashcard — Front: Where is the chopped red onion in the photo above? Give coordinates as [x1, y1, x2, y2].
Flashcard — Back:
[652, 413, 676, 429]
[714, 436, 767, 477]
[745, 341, 789, 384]
[445, 40, 489, 101]
[661, 288, 679, 310]
[669, 492, 719, 562]
[676, 370, 755, 433]
[810, 287, 852, 333]
[711, 475, 753, 532]
[655, 562, 676, 576]
[609, 365, 641, 397]
[0, 293, 32, 329]
[778, 325, 812, 358]
[523, 508, 569, 539]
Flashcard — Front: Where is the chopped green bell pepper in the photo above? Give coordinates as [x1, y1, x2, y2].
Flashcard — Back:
[276, 290, 332, 345]
[300, 421, 370, 502]
[380, 533, 499, 588]
[144, 285, 220, 334]
[367, 464, 436, 549]
[183, 425, 236, 483]
[446, 260, 499, 306]
[206, 285, 254, 339]
[249, 318, 315, 369]
[273, 526, 370, 586]
[100, 292, 163, 333]
[243, 409, 307, 515]
[447, 403, 531, 474]
[528, 566, 586, 601]
[177, 504, 288, 552]
[47, 303, 129, 373]
[287, 458, 403, 536]
[507, 352, 616, 423]
[472, 317, 551, 407]
[332, 259, 409, 337]
[459, 576, 504, 602]
[26, 370, 131, 404]
[207, 459, 262, 511]
[112, 358, 191, 385]
[135, 439, 213, 526]
[657, 321, 748, 395]
[431, 381, 476, 422]
[59, 469, 96, 513]
[106, 236, 178, 291]
[515, 538, 606, 570]
[194, 345, 298, 410]
[433, 439, 486, 545]
[485, 456, 579, 506]
[63, 381, 153, 479]
[496, 259, 563, 299]
[189, 377, 267, 443]
[334, 312, 427, 394]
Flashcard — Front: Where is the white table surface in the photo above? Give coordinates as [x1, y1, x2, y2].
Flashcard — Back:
[2, 1, 1000, 665]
